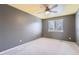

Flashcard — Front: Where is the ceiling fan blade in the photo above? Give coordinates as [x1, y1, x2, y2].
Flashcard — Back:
[48, 4, 58, 9]
[49, 4, 64, 13]
[49, 10, 58, 13]
[51, 11, 58, 13]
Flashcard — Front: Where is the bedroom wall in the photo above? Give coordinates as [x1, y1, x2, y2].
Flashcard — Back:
[42, 14, 76, 42]
[0, 5, 42, 52]
[75, 10, 79, 45]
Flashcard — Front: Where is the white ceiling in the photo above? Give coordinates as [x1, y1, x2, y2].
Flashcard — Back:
[9, 4, 79, 19]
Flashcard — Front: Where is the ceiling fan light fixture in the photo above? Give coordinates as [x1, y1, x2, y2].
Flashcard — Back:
[50, 4, 64, 13]
[45, 11, 50, 14]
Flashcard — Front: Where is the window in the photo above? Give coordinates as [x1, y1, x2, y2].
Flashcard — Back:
[48, 19, 64, 32]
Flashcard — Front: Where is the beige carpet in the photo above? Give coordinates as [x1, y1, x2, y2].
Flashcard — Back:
[0, 38, 79, 55]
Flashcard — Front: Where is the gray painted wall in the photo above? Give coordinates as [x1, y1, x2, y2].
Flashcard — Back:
[76, 10, 79, 45]
[42, 14, 75, 42]
[0, 5, 42, 52]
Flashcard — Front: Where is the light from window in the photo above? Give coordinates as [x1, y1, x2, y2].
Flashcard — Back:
[48, 19, 64, 32]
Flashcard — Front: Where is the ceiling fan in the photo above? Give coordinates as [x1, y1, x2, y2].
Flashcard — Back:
[37, 4, 64, 15]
